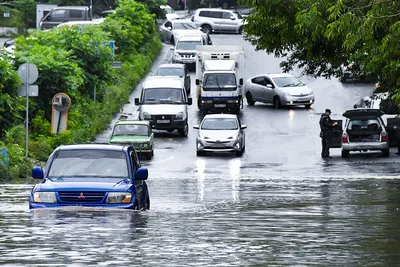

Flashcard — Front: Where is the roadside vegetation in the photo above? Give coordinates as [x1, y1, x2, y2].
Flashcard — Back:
[0, 0, 165, 180]
[241, 0, 400, 107]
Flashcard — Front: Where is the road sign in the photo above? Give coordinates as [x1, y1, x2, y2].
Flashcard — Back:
[17, 63, 39, 85]
[17, 85, 39, 97]
[111, 61, 122, 68]
[4, 12, 10, 18]
[103, 41, 115, 55]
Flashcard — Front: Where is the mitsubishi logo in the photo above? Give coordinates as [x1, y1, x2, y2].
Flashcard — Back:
[162, 116, 165, 119]
[78, 192, 85, 199]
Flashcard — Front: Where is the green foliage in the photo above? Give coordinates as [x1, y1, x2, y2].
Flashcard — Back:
[135, 0, 167, 19]
[0, 7, 23, 29]
[241, 0, 400, 101]
[0, 141, 31, 181]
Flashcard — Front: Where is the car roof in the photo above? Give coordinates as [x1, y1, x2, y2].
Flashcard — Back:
[57, 144, 128, 152]
[143, 76, 183, 88]
[203, 114, 238, 119]
[53, 6, 89, 10]
[115, 120, 150, 126]
[197, 8, 231, 12]
[178, 35, 203, 41]
[172, 19, 194, 24]
[158, 63, 185, 69]
[265, 73, 294, 78]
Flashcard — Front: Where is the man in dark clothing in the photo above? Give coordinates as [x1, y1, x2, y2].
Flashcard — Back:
[319, 109, 338, 158]
[394, 125, 400, 155]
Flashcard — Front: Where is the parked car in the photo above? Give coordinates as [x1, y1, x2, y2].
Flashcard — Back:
[39, 6, 91, 30]
[3, 39, 14, 48]
[160, 5, 180, 21]
[160, 19, 205, 45]
[109, 120, 154, 160]
[135, 76, 193, 137]
[29, 144, 150, 210]
[353, 93, 389, 110]
[191, 8, 245, 34]
[244, 73, 315, 109]
[155, 64, 191, 94]
[341, 109, 390, 157]
[339, 62, 375, 83]
[193, 114, 246, 156]
[172, 34, 208, 65]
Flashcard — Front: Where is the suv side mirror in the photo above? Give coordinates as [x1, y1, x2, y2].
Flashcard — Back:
[46, 16, 52, 21]
[239, 78, 243, 86]
[353, 104, 357, 109]
[266, 84, 273, 88]
[167, 26, 172, 31]
[196, 79, 200, 85]
[135, 168, 148, 180]
[230, 16, 236, 20]
[241, 125, 247, 129]
[193, 125, 199, 129]
[188, 98, 193, 105]
[32, 167, 44, 179]
[134, 98, 140, 105]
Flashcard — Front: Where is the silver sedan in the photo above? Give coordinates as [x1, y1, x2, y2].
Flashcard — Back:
[159, 20, 204, 45]
[244, 73, 315, 109]
[193, 114, 246, 156]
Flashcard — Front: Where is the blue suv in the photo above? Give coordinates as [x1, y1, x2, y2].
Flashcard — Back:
[29, 144, 150, 210]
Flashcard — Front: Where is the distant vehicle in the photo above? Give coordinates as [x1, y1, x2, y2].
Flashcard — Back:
[100, 10, 116, 18]
[191, 8, 246, 34]
[244, 73, 315, 109]
[353, 93, 389, 110]
[109, 120, 154, 160]
[339, 62, 375, 83]
[39, 6, 91, 30]
[160, 5, 180, 21]
[340, 109, 390, 157]
[172, 34, 207, 65]
[57, 18, 104, 28]
[155, 63, 191, 94]
[160, 19, 205, 45]
[135, 76, 193, 137]
[193, 114, 246, 156]
[3, 39, 14, 48]
[195, 45, 245, 114]
[29, 144, 150, 210]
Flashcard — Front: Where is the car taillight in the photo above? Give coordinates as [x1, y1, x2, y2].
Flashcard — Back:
[381, 133, 388, 142]
[342, 135, 348, 143]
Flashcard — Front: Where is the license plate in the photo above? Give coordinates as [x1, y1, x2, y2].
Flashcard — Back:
[214, 104, 226, 108]
[157, 120, 170, 123]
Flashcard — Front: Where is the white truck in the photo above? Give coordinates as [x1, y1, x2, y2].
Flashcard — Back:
[195, 45, 245, 114]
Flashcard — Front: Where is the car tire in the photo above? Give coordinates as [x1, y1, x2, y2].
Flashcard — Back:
[235, 150, 243, 157]
[197, 97, 201, 110]
[201, 24, 212, 34]
[305, 104, 312, 109]
[151, 149, 154, 157]
[201, 109, 208, 117]
[134, 198, 139, 210]
[238, 26, 244, 34]
[246, 92, 255, 105]
[146, 196, 150, 210]
[170, 36, 175, 45]
[273, 96, 282, 109]
[179, 123, 188, 137]
[341, 150, 350, 158]
[382, 149, 390, 157]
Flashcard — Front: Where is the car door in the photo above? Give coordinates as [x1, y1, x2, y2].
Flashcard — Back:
[220, 11, 237, 32]
[386, 117, 400, 147]
[69, 9, 85, 22]
[184, 65, 191, 94]
[331, 120, 343, 148]
[46, 9, 69, 29]
[249, 76, 265, 102]
[208, 11, 222, 31]
[262, 77, 276, 103]
[161, 21, 173, 42]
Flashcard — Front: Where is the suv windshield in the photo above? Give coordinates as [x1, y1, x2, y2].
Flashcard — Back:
[143, 88, 184, 104]
[176, 40, 202, 50]
[201, 118, 238, 130]
[272, 76, 304, 87]
[113, 124, 149, 136]
[157, 67, 184, 77]
[174, 22, 198, 30]
[47, 150, 128, 178]
[203, 73, 237, 91]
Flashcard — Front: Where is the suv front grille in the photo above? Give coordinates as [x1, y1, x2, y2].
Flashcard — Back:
[58, 191, 106, 203]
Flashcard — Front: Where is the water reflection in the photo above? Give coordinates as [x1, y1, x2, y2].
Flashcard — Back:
[195, 158, 206, 201]
[229, 158, 241, 202]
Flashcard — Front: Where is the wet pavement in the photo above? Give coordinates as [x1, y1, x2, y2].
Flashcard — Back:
[1, 34, 400, 266]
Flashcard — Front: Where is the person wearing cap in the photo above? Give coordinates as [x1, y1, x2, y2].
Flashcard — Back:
[319, 109, 338, 158]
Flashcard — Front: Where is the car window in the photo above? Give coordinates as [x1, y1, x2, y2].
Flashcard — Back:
[130, 151, 140, 173]
[143, 88, 184, 104]
[209, 11, 222, 18]
[199, 11, 210, 17]
[222, 12, 232, 19]
[70, 10, 84, 19]
[47, 150, 129, 178]
[165, 21, 172, 28]
[251, 76, 265, 86]
[113, 124, 149, 136]
[201, 118, 238, 130]
[51, 10, 67, 18]
[174, 22, 198, 29]
[157, 67, 184, 77]
[347, 119, 381, 130]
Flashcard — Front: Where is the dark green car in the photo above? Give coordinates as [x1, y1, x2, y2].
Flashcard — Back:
[110, 120, 154, 160]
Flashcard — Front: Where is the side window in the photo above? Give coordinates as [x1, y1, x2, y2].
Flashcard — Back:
[209, 11, 222, 18]
[130, 151, 140, 173]
[265, 78, 274, 87]
[69, 10, 84, 19]
[199, 11, 209, 17]
[165, 21, 172, 28]
[251, 76, 264, 85]
[51, 9, 67, 19]
[222, 12, 231, 19]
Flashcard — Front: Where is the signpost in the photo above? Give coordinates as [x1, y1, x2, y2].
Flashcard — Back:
[17, 63, 39, 159]
[111, 61, 122, 68]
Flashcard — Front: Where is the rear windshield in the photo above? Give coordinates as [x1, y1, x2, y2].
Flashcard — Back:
[347, 119, 381, 130]
[174, 22, 198, 30]
[48, 150, 128, 178]
[113, 124, 149, 136]
[157, 67, 184, 77]
[176, 40, 202, 50]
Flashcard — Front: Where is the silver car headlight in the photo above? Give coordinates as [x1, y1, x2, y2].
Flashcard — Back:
[142, 112, 151, 120]
[174, 52, 180, 59]
[175, 112, 184, 120]
[106, 192, 132, 204]
[283, 91, 291, 96]
[33, 192, 57, 203]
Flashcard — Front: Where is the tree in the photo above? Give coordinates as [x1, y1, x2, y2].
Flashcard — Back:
[241, 0, 400, 101]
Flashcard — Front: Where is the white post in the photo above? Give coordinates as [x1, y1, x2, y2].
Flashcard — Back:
[90, 0, 93, 21]
[94, 84, 96, 103]
[25, 67, 29, 158]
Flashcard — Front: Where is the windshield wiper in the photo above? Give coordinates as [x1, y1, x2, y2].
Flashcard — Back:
[159, 99, 182, 104]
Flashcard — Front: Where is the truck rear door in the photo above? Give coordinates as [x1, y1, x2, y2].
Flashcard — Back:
[386, 117, 400, 147]
[331, 120, 343, 148]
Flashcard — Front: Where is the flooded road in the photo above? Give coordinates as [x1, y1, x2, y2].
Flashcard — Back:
[1, 34, 400, 265]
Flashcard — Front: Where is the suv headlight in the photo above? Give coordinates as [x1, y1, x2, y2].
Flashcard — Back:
[106, 192, 132, 203]
[175, 112, 184, 119]
[33, 192, 57, 203]
[143, 143, 149, 148]
[142, 112, 151, 119]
